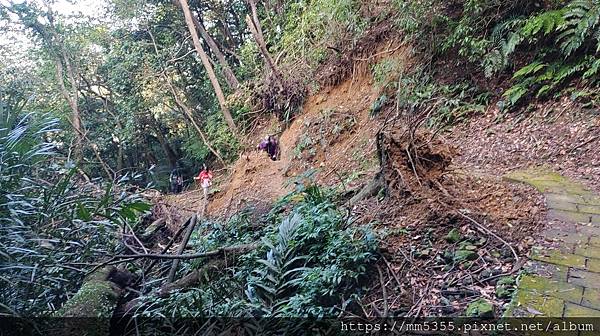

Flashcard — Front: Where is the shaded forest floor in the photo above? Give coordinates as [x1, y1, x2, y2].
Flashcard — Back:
[159, 44, 600, 316]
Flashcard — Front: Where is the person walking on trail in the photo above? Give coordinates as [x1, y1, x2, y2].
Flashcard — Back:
[169, 169, 183, 194]
[257, 135, 279, 161]
[194, 165, 213, 199]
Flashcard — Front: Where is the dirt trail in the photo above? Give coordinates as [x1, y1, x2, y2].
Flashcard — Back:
[166, 43, 419, 219]
[167, 70, 387, 218]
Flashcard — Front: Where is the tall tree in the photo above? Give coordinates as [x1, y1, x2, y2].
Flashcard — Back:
[5, 3, 86, 160]
[171, 0, 240, 90]
[245, 0, 281, 81]
[177, 0, 238, 135]
[147, 28, 227, 167]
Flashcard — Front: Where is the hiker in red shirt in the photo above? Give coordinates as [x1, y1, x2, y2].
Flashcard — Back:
[193, 165, 213, 198]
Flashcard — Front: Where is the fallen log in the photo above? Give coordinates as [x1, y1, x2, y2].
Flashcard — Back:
[140, 217, 166, 240]
[137, 216, 193, 284]
[167, 214, 198, 283]
[113, 243, 258, 260]
[56, 266, 131, 317]
[54, 266, 133, 335]
[158, 259, 225, 297]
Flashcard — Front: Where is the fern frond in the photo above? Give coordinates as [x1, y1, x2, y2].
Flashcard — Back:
[559, 0, 600, 57]
[583, 58, 600, 78]
[491, 16, 526, 46]
[502, 32, 524, 57]
[512, 61, 547, 79]
[246, 213, 308, 316]
[521, 9, 565, 37]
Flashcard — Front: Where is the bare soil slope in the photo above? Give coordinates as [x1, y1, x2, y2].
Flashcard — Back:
[169, 52, 397, 218]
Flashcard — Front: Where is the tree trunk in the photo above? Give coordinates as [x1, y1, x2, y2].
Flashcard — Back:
[169, 95, 226, 167]
[196, 17, 240, 90]
[216, 17, 237, 50]
[172, 0, 240, 90]
[245, 0, 282, 81]
[177, 0, 238, 135]
[167, 214, 197, 283]
[227, 6, 244, 46]
[117, 144, 124, 173]
[146, 28, 227, 167]
[151, 120, 179, 170]
[54, 56, 84, 160]
[56, 266, 127, 317]
[55, 50, 114, 178]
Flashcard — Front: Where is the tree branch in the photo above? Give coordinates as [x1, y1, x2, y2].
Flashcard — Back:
[114, 243, 258, 260]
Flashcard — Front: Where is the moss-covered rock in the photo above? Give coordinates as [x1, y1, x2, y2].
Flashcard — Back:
[495, 276, 516, 299]
[446, 228, 461, 243]
[465, 298, 494, 318]
[454, 250, 478, 262]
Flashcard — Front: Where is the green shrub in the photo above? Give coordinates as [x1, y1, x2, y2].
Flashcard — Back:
[134, 182, 377, 329]
[0, 108, 149, 315]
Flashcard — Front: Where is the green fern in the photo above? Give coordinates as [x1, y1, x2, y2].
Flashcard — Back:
[512, 61, 547, 79]
[246, 213, 309, 316]
[583, 58, 600, 78]
[559, 0, 600, 57]
[503, 84, 529, 106]
[522, 9, 565, 37]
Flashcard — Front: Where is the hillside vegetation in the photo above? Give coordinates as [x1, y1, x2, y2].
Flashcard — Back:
[1, 0, 599, 334]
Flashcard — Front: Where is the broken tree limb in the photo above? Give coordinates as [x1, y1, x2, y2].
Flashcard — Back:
[167, 214, 198, 283]
[141, 218, 166, 240]
[113, 243, 258, 260]
[139, 216, 192, 282]
[456, 210, 520, 266]
[157, 259, 225, 298]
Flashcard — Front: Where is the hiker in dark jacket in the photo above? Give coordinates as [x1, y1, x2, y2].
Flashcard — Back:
[257, 135, 279, 161]
[169, 169, 183, 193]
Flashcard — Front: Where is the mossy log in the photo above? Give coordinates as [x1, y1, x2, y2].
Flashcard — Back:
[54, 266, 130, 336]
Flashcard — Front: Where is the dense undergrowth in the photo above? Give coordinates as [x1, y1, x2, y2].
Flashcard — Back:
[393, 0, 600, 112]
[0, 106, 150, 315]
[129, 183, 377, 331]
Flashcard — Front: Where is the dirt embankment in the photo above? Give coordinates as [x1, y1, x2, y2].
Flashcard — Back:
[168, 43, 410, 219]
[158, 38, 600, 316]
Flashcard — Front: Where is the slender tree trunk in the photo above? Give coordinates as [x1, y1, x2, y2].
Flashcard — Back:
[196, 18, 240, 90]
[151, 119, 179, 169]
[168, 90, 227, 167]
[245, 0, 282, 81]
[227, 7, 244, 45]
[117, 144, 124, 172]
[147, 28, 227, 167]
[54, 44, 114, 178]
[171, 0, 240, 90]
[216, 17, 236, 49]
[177, 0, 238, 135]
[248, 0, 265, 42]
[54, 56, 83, 160]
